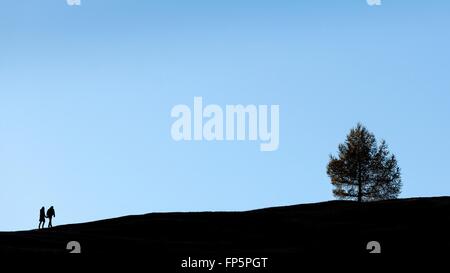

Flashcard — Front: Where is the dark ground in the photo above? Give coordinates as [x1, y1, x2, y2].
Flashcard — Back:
[0, 197, 449, 270]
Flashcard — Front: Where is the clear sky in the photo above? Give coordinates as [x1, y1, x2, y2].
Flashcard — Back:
[1, 0, 449, 231]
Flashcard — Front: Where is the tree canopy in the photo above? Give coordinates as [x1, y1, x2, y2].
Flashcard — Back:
[327, 123, 402, 202]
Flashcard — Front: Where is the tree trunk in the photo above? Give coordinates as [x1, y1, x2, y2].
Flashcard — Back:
[357, 181, 362, 202]
[357, 163, 362, 202]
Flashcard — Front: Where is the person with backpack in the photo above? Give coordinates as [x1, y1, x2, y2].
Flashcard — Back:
[46, 206, 56, 228]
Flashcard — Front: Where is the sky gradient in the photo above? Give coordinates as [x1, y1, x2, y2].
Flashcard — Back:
[1, 0, 450, 231]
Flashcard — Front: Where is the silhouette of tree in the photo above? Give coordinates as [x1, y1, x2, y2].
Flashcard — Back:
[327, 123, 402, 202]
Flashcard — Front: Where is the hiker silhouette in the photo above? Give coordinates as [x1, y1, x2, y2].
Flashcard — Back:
[46, 206, 56, 228]
[39, 207, 46, 229]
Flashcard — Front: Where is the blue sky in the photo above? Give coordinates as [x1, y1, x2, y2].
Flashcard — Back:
[1, 0, 450, 231]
